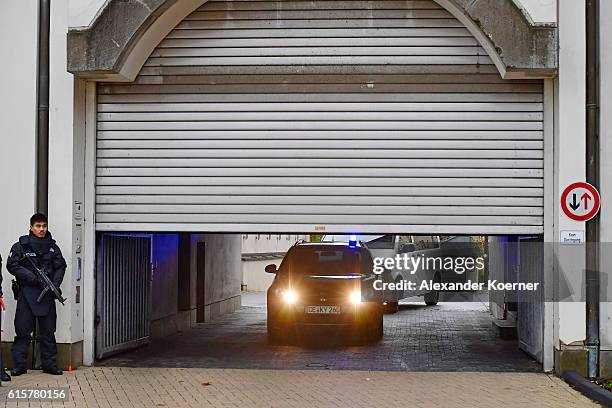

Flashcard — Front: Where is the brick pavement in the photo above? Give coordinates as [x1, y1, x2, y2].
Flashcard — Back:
[0, 296, 598, 407]
[0, 367, 598, 407]
[98, 296, 541, 372]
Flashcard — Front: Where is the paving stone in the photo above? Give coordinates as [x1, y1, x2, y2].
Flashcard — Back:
[0, 297, 594, 407]
[98, 299, 541, 372]
[1, 368, 597, 407]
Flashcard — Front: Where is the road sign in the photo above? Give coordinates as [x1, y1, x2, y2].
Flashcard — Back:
[561, 182, 600, 221]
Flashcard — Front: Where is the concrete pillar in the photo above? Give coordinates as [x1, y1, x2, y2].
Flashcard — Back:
[553, 0, 588, 375]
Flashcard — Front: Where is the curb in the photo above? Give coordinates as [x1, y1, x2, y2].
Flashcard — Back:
[563, 371, 612, 407]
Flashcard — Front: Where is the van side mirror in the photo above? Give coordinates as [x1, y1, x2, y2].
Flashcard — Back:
[265, 264, 278, 274]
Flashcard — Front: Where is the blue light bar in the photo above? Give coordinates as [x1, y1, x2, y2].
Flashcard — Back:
[348, 234, 357, 248]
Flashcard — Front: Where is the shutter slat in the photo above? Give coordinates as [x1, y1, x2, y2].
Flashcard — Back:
[97, 130, 544, 140]
[97, 167, 544, 178]
[96, 204, 543, 216]
[97, 185, 544, 197]
[95, 176, 543, 188]
[97, 140, 544, 150]
[97, 195, 544, 207]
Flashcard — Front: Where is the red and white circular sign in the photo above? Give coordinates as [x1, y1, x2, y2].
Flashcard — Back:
[561, 182, 600, 221]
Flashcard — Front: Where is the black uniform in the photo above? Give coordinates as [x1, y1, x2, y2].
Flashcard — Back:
[0, 255, 7, 375]
[6, 232, 66, 371]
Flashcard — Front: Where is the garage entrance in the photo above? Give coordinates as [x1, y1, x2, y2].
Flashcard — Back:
[91, 0, 548, 372]
[93, 233, 544, 373]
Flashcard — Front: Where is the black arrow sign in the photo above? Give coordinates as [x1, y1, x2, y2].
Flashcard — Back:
[569, 193, 581, 211]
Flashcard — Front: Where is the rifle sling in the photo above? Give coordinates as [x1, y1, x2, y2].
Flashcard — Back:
[19, 241, 45, 270]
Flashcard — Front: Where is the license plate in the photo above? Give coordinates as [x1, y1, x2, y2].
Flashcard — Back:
[304, 305, 342, 314]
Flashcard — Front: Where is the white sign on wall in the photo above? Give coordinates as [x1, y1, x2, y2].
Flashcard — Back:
[560, 230, 584, 245]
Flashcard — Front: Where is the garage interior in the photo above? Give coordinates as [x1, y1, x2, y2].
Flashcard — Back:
[92, 0, 545, 372]
[92, 233, 543, 373]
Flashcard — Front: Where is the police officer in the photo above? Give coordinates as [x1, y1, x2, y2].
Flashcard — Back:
[0, 255, 11, 382]
[6, 213, 65, 376]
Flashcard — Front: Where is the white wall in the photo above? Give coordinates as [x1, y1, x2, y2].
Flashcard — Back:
[0, 1, 41, 340]
[240, 235, 308, 292]
[555, 0, 586, 347]
[514, 0, 557, 24]
[69, 0, 107, 28]
[241, 234, 307, 255]
[242, 260, 276, 292]
[190, 234, 241, 313]
[0, 0, 79, 345]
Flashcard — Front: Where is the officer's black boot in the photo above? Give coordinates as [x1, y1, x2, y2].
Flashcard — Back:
[10, 367, 26, 377]
[42, 367, 62, 375]
[0, 346, 10, 381]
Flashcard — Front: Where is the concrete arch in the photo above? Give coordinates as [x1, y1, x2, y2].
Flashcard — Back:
[67, 0, 557, 81]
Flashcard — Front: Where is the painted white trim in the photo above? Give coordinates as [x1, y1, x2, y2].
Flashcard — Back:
[433, 0, 508, 79]
[543, 78, 555, 372]
[83, 81, 97, 366]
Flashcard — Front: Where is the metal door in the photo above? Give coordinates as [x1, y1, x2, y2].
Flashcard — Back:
[517, 236, 544, 362]
[96, 234, 152, 359]
[96, 0, 544, 234]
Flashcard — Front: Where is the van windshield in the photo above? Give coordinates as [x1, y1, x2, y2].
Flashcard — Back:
[363, 235, 395, 249]
[281, 246, 363, 276]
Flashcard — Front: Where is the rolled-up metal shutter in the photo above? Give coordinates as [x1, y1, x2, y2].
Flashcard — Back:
[96, 0, 544, 234]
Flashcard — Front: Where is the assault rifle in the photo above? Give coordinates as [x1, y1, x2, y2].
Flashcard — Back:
[23, 255, 66, 305]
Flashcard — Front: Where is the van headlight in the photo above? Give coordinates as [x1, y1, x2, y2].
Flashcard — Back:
[349, 290, 362, 304]
[282, 289, 298, 304]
